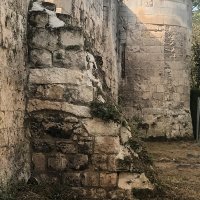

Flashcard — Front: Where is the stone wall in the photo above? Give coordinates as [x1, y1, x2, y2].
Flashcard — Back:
[43, 0, 120, 100]
[0, 0, 30, 188]
[119, 0, 193, 138]
[0, 0, 193, 194]
[27, 1, 157, 199]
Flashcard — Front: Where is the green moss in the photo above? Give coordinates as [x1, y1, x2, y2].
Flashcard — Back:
[90, 101, 123, 124]
[128, 116, 144, 135]
[117, 156, 132, 168]
[55, 52, 63, 59]
[125, 138, 153, 165]
[65, 45, 81, 51]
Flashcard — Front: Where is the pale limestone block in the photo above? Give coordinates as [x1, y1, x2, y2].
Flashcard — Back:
[53, 49, 86, 69]
[31, 29, 59, 51]
[60, 30, 84, 48]
[28, 99, 91, 118]
[45, 85, 65, 100]
[120, 127, 132, 144]
[118, 173, 154, 190]
[30, 49, 52, 67]
[137, 14, 164, 25]
[100, 173, 118, 187]
[29, 68, 89, 85]
[156, 85, 165, 93]
[83, 118, 120, 136]
[95, 136, 120, 154]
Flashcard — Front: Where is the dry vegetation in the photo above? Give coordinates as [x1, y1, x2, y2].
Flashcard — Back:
[146, 140, 200, 200]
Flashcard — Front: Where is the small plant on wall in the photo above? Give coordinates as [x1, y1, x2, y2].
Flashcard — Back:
[90, 101, 122, 123]
[90, 100, 128, 127]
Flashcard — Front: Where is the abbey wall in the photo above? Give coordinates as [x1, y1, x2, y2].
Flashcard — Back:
[0, 0, 193, 197]
[119, 0, 193, 138]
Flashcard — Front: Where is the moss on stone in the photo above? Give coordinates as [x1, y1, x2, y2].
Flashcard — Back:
[65, 45, 81, 51]
[90, 101, 123, 124]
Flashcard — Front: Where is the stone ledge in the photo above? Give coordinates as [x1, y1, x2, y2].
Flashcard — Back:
[29, 68, 88, 85]
[28, 99, 91, 118]
[82, 118, 120, 136]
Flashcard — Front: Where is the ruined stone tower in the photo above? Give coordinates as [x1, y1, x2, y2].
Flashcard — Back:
[0, 0, 193, 197]
[119, 0, 193, 138]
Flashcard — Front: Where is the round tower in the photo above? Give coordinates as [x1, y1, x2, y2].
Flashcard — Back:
[119, 0, 192, 138]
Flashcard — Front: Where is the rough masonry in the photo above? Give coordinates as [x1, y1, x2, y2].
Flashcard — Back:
[119, 0, 193, 138]
[0, 0, 193, 196]
[0, 0, 30, 189]
[27, 1, 158, 199]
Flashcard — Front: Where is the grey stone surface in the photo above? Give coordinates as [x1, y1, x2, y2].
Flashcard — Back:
[0, 0, 30, 188]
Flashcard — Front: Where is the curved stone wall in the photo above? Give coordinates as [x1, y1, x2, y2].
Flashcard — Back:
[119, 0, 193, 138]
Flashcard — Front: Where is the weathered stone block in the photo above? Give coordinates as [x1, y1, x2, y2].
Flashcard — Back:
[53, 49, 86, 69]
[48, 153, 68, 171]
[118, 173, 154, 190]
[107, 155, 117, 172]
[35, 173, 59, 184]
[29, 84, 66, 100]
[82, 172, 99, 187]
[87, 188, 107, 199]
[73, 127, 89, 137]
[152, 92, 164, 101]
[30, 49, 52, 68]
[91, 154, 108, 170]
[69, 154, 88, 170]
[45, 84, 65, 100]
[63, 173, 81, 186]
[100, 173, 118, 187]
[29, 68, 88, 85]
[108, 190, 131, 200]
[29, 11, 49, 28]
[32, 153, 46, 172]
[95, 136, 120, 154]
[64, 85, 94, 104]
[56, 141, 77, 154]
[64, 116, 79, 123]
[28, 99, 91, 118]
[32, 139, 55, 153]
[30, 29, 59, 51]
[78, 141, 93, 154]
[83, 119, 120, 136]
[60, 30, 84, 48]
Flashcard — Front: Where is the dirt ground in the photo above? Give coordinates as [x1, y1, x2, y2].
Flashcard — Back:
[145, 140, 200, 200]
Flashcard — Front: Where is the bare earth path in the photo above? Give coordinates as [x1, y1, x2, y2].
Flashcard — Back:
[146, 141, 200, 200]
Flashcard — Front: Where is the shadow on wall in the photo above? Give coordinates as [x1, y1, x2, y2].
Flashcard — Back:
[118, 0, 192, 139]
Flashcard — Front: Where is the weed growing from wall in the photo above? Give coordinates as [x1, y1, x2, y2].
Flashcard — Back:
[90, 101, 123, 124]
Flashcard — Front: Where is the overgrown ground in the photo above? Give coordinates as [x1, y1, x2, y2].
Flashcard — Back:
[146, 140, 200, 200]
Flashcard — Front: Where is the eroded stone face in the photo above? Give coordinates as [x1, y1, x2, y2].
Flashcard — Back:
[0, 0, 30, 187]
[119, 0, 192, 138]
